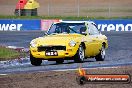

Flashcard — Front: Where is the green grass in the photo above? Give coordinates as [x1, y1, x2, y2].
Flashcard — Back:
[0, 46, 20, 61]
[0, 15, 132, 20]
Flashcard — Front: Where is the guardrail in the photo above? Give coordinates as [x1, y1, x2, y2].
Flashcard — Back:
[0, 19, 132, 31]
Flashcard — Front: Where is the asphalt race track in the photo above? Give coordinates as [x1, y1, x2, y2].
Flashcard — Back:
[0, 31, 132, 74]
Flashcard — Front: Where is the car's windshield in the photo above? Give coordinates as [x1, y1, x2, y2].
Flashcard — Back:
[47, 23, 86, 35]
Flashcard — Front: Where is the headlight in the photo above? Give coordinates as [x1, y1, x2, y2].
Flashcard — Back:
[30, 40, 37, 47]
[69, 40, 76, 47]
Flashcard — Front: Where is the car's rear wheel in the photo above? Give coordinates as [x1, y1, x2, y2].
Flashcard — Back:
[95, 45, 105, 61]
[56, 59, 64, 64]
[74, 44, 85, 63]
[30, 53, 42, 66]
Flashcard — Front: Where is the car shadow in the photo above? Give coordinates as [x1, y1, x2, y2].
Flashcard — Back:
[41, 59, 95, 66]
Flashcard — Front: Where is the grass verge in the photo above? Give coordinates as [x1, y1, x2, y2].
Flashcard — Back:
[0, 15, 132, 20]
[0, 46, 27, 61]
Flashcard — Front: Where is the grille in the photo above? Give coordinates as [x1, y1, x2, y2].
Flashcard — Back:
[38, 46, 66, 52]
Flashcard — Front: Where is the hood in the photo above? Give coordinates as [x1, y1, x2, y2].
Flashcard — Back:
[35, 34, 82, 46]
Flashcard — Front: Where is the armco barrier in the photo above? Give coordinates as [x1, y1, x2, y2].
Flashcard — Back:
[0, 19, 40, 31]
[94, 20, 132, 31]
[0, 19, 132, 31]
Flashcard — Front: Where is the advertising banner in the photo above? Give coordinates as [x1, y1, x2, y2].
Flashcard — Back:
[0, 19, 40, 31]
[0, 19, 132, 31]
[41, 19, 61, 31]
[94, 20, 132, 31]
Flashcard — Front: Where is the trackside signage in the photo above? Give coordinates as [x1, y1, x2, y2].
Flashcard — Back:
[94, 20, 132, 31]
[0, 19, 132, 31]
[0, 20, 40, 31]
[41, 19, 61, 31]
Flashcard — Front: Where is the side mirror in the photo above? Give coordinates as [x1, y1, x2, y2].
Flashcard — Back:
[99, 31, 101, 34]
[98, 29, 101, 31]
[98, 29, 102, 35]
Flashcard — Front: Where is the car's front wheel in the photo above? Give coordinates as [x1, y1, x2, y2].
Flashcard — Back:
[30, 53, 42, 66]
[74, 44, 85, 63]
[95, 45, 105, 61]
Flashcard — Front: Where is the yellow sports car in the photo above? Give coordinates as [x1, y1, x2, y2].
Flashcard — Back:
[30, 21, 108, 66]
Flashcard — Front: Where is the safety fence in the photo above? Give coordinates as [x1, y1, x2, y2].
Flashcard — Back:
[0, 0, 132, 17]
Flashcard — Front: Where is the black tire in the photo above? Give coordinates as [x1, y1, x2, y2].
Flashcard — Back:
[14, 9, 19, 16]
[74, 44, 85, 63]
[95, 45, 105, 61]
[31, 8, 38, 16]
[14, 9, 25, 16]
[56, 59, 64, 64]
[30, 53, 42, 66]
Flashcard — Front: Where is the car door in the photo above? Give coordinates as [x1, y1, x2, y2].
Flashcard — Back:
[83, 23, 94, 57]
[83, 33, 93, 57]
[87, 23, 102, 56]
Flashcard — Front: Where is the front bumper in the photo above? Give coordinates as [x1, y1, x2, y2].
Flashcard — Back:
[30, 46, 78, 60]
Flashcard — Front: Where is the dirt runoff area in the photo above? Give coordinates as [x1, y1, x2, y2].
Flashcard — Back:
[0, 65, 132, 88]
